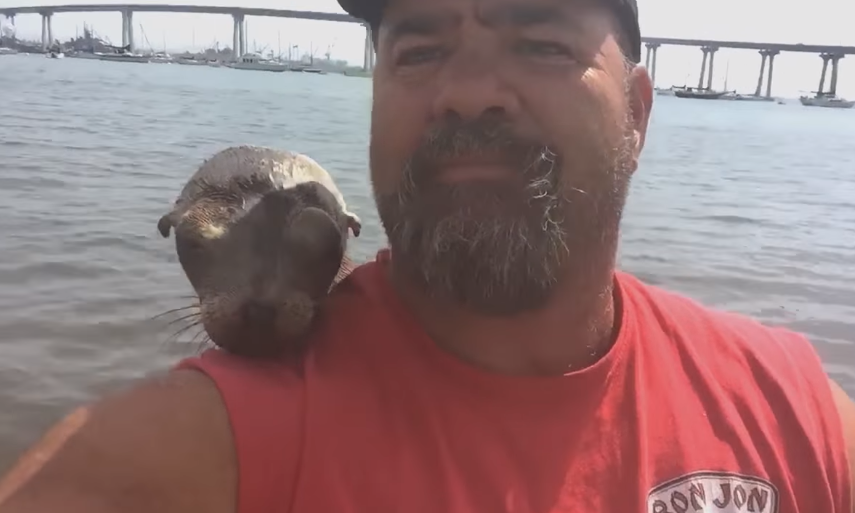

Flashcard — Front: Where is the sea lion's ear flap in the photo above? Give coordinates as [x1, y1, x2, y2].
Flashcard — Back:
[157, 213, 175, 238]
[346, 212, 362, 238]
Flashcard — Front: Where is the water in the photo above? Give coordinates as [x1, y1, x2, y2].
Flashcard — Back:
[1, 54, 853, 471]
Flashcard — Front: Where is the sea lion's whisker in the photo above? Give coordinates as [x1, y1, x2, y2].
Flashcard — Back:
[168, 321, 203, 344]
[191, 329, 214, 354]
[150, 305, 200, 321]
[190, 327, 208, 344]
[163, 312, 202, 328]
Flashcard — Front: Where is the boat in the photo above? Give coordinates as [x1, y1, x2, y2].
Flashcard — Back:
[718, 62, 735, 100]
[0, 47, 18, 55]
[799, 93, 855, 109]
[66, 51, 99, 60]
[674, 88, 728, 100]
[95, 51, 150, 63]
[47, 50, 64, 59]
[175, 56, 208, 66]
[655, 86, 685, 96]
[227, 54, 288, 72]
[734, 94, 775, 102]
[148, 53, 173, 64]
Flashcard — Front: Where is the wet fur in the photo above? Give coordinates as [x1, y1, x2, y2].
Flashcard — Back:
[158, 145, 361, 358]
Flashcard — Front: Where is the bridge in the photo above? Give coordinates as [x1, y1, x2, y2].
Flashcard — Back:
[1, 3, 852, 94]
[640, 38, 855, 99]
[0, 4, 376, 70]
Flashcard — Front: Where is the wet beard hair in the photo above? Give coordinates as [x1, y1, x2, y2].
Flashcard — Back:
[375, 115, 634, 316]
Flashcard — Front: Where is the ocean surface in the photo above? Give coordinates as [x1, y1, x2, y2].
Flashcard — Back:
[1, 54, 853, 471]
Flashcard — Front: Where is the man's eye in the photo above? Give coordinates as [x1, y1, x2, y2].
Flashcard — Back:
[515, 40, 572, 58]
[396, 46, 445, 67]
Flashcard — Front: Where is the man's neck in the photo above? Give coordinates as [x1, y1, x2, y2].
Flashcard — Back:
[389, 263, 619, 377]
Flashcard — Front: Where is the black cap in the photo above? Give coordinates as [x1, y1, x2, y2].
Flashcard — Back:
[338, 0, 642, 63]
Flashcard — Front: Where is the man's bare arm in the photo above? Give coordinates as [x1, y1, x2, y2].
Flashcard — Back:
[829, 379, 855, 513]
[0, 370, 237, 513]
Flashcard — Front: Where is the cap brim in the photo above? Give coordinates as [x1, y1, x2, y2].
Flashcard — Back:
[338, 0, 382, 21]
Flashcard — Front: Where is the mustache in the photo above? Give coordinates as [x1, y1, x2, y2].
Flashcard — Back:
[401, 117, 560, 193]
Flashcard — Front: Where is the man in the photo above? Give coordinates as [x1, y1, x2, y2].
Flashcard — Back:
[1, 0, 853, 511]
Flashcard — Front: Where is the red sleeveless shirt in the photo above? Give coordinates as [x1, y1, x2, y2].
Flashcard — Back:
[178, 253, 851, 513]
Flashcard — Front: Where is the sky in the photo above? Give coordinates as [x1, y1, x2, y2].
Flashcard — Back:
[2, 0, 855, 97]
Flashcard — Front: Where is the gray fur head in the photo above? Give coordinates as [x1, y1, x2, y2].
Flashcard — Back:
[158, 145, 361, 357]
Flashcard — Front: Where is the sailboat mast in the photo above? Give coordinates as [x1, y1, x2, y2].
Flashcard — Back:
[723, 61, 730, 92]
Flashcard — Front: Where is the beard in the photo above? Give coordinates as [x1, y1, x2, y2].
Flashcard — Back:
[374, 114, 635, 316]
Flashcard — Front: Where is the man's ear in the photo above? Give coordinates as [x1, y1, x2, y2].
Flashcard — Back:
[627, 64, 654, 157]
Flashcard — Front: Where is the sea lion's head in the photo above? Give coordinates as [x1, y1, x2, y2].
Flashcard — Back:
[158, 147, 361, 358]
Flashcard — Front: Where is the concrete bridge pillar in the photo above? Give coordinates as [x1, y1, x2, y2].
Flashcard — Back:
[754, 50, 768, 97]
[40, 12, 53, 51]
[363, 24, 375, 72]
[705, 46, 718, 90]
[829, 54, 843, 96]
[697, 48, 709, 90]
[240, 17, 247, 57]
[645, 42, 660, 86]
[121, 10, 135, 51]
[817, 53, 832, 96]
[127, 10, 134, 52]
[764, 50, 778, 98]
[232, 13, 245, 59]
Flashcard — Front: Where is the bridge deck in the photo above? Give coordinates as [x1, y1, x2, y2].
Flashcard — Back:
[642, 37, 855, 55]
[0, 4, 359, 23]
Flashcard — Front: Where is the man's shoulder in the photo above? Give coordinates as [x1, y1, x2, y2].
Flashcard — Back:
[325, 259, 390, 320]
[617, 270, 806, 353]
[310, 258, 400, 345]
[0, 369, 236, 512]
[617, 270, 833, 399]
[619, 270, 838, 424]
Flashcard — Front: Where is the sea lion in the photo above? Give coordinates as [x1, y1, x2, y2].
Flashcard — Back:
[157, 145, 362, 358]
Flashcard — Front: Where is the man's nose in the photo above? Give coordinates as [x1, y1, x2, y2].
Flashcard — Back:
[430, 47, 521, 122]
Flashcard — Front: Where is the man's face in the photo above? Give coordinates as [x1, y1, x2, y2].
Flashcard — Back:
[370, 0, 653, 315]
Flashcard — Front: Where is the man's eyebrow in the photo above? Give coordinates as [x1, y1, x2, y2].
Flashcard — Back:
[384, 3, 577, 45]
[386, 11, 460, 44]
[477, 3, 574, 29]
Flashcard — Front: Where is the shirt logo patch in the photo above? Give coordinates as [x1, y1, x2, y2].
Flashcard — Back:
[647, 471, 779, 513]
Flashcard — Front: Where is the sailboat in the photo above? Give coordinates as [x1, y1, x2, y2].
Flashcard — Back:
[718, 61, 737, 100]
[674, 61, 731, 100]
[140, 24, 171, 63]
[655, 71, 690, 97]
[799, 93, 855, 109]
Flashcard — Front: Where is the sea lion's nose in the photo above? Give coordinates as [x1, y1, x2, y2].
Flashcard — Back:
[241, 300, 277, 327]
